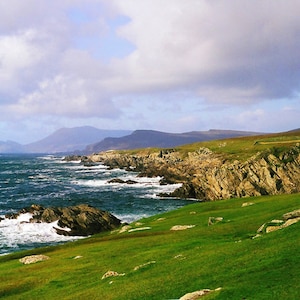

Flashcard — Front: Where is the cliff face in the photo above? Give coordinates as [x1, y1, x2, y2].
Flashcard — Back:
[81, 144, 300, 201]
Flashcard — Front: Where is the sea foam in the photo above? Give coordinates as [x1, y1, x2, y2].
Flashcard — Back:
[0, 213, 82, 255]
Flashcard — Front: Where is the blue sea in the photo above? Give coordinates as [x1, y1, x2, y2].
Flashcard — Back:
[0, 154, 191, 255]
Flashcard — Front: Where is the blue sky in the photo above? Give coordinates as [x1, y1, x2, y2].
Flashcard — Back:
[0, 0, 299, 144]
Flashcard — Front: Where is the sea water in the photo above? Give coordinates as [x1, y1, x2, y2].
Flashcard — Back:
[0, 154, 190, 255]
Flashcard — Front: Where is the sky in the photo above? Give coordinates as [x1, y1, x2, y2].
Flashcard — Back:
[0, 0, 299, 144]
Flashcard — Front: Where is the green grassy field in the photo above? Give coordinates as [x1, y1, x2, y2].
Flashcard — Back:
[1, 193, 299, 299]
[118, 129, 300, 163]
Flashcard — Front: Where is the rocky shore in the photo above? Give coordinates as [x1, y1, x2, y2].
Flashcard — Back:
[65, 143, 300, 201]
[5, 204, 121, 236]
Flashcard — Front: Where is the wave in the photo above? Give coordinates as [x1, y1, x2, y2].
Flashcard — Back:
[0, 213, 84, 255]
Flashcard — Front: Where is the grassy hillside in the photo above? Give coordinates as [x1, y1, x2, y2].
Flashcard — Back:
[0, 193, 299, 299]
[116, 129, 300, 162]
[177, 129, 300, 161]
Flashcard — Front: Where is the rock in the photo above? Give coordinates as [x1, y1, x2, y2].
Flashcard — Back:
[65, 144, 300, 201]
[282, 217, 300, 228]
[257, 209, 300, 234]
[108, 178, 138, 184]
[208, 217, 223, 226]
[119, 225, 132, 233]
[19, 255, 50, 265]
[101, 271, 125, 280]
[257, 223, 266, 233]
[128, 227, 151, 232]
[108, 178, 126, 184]
[174, 254, 186, 260]
[179, 289, 211, 300]
[135, 222, 144, 226]
[133, 261, 156, 271]
[6, 204, 121, 236]
[266, 225, 282, 233]
[125, 179, 138, 184]
[170, 225, 195, 231]
[283, 209, 300, 220]
[242, 202, 254, 207]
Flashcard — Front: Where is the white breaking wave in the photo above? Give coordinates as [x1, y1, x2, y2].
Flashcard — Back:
[0, 213, 83, 254]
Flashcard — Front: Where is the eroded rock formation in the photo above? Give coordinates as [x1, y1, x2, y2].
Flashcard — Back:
[70, 144, 300, 201]
[5, 204, 121, 236]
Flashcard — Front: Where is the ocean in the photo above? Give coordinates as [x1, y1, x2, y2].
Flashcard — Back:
[0, 154, 191, 255]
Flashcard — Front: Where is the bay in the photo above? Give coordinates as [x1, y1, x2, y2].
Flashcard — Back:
[0, 154, 190, 255]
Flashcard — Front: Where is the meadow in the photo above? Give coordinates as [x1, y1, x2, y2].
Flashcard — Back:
[0, 192, 299, 299]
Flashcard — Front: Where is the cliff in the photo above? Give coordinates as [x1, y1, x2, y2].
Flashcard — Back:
[69, 131, 300, 201]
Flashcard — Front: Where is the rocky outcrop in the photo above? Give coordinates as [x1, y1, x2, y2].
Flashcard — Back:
[68, 144, 300, 201]
[5, 204, 121, 236]
[19, 255, 50, 265]
[107, 178, 138, 184]
[256, 208, 300, 235]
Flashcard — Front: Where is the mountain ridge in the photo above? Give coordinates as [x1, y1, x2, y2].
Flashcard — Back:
[85, 128, 264, 153]
[24, 126, 132, 153]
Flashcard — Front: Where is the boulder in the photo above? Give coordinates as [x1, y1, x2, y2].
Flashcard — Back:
[55, 204, 121, 236]
[179, 289, 211, 300]
[108, 178, 138, 184]
[170, 225, 195, 231]
[282, 209, 300, 220]
[19, 255, 50, 265]
[5, 204, 121, 236]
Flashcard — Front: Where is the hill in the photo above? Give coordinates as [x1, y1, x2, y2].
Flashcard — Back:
[85, 129, 262, 153]
[81, 129, 300, 201]
[0, 140, 24, 153]
[0, 193, 299, 299]
[23, 126, 132, 153]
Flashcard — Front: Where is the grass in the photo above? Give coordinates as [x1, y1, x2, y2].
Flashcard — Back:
[119, 129, 300, 163]
[0, 193, 299, 299]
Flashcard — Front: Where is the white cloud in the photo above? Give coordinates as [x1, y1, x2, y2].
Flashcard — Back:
[112, 0, 300, 102]
[0, 0, 300, 141]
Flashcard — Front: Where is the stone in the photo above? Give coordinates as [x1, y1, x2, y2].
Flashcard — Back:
[133, 261, 156, 271]
[128, 227, 151, 232]
[108, 178, 126, 184]
[266, 226, 282, 233]
[170, 225, 195, 231]
[19, 255, 50, 265]
[101, 271, 125, 280]
[283, 209, 300, 220]
[242, 202, 254, 207]
[135, 222, 144, 226]
[179, 289, 211, 300]
[107, 178, 138, 184]
[282, 217, 300, 228]
[119, 225, 132, 233]
[208, 217, 223, 226]
[257, 223, 266, 233]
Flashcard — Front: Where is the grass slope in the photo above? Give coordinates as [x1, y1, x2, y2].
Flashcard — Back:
[118, 129, 300, 162]
[0, 193, 299, 299]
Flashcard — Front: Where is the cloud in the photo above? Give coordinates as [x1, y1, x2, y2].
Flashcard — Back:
[0, 0, 299, 139]
[112, 0, 300, 103]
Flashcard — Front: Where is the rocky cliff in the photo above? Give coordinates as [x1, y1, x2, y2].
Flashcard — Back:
[69, 142, 300, 201]
[5, 204, 121, 236]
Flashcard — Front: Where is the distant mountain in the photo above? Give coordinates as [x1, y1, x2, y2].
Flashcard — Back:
[0, 140, 24, 153]
[24, 126, 132, 153]
[85, 129, 263, 153]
